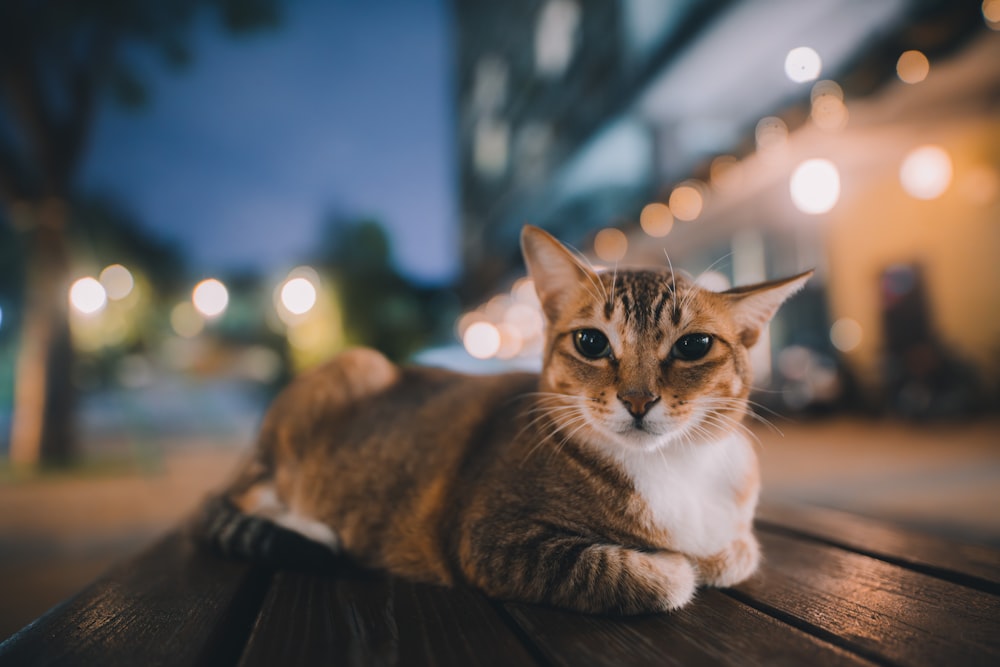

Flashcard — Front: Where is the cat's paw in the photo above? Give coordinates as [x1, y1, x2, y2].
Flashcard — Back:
[646, 551, 698, 611]
[695, 534, 761, 588]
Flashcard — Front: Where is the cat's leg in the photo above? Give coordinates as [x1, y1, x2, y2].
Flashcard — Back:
[465, 531, 697, 615]
[194, 471, 342, 568]
[692, 532, 761, 588]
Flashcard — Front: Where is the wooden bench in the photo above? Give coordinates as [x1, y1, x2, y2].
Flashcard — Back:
[1, 503, 998, 666]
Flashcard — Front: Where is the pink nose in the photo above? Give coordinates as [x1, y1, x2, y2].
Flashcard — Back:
[618, 391, 660, 418]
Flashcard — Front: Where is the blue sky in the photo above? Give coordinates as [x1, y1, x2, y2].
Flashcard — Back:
[81, 0, 457, 284]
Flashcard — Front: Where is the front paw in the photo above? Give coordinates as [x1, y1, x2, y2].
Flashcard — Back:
[696, 535, 760, 588]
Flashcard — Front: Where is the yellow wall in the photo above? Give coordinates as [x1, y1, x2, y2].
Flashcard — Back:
[825, 119, 1000, 392]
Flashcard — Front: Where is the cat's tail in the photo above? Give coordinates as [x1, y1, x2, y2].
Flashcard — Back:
[189, 495, 339, 570]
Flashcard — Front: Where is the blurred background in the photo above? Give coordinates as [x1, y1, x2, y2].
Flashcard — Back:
[1, 0, 999, 640]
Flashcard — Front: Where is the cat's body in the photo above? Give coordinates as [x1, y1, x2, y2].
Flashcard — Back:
[197, 226, 810, 614]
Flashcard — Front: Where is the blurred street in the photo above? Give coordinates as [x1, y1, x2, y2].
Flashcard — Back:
[2, 409, 998, 641]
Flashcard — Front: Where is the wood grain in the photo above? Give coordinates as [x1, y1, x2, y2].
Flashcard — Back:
[238, 570, 541, 666]
[757, 503, 1000, 592]
[502, 589, 875, 667]
[734, 531, 1000, 667]
[0, 532, 271, 667]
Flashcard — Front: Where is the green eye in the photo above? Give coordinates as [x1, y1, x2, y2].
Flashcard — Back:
[574, 329, 611, 359]
[672, 333, 713, 361]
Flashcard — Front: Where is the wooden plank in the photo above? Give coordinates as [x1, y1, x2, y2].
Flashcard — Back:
[731, 531, 1000, 667]
[0, 532, 271, 667]
[502, 589, 875, 667]
[757, 503, 1000, 592]
[239, 570, 542, 666]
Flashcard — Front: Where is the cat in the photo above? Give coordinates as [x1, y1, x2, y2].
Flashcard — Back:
[194, 224, 811, 615]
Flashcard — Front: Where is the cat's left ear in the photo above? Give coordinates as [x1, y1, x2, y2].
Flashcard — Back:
[722, 270, 813, 347]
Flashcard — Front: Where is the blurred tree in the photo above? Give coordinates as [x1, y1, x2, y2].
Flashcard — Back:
[0, 0, 281, 468]
[320, 218, 457, 363]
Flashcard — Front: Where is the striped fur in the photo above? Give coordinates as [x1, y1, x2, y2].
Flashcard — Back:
[193, 226, 810, 614]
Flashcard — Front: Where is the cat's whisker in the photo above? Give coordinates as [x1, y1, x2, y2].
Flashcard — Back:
[662, 248, 680, 322]
[562, 241, 610, 306]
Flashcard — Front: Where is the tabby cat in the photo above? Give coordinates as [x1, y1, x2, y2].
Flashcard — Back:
[195, 225, 810, 614]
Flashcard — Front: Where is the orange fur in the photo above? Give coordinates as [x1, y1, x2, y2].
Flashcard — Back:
[203, 225, 810, 614]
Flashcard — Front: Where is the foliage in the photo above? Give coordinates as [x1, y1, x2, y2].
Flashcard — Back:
[319, 218, 458, 362]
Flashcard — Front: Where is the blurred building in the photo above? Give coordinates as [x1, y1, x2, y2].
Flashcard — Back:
[450, 0, 999, 413]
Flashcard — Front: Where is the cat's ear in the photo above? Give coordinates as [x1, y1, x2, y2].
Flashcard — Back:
[521, 225, 601, 321]
[722, 270, 813, 347]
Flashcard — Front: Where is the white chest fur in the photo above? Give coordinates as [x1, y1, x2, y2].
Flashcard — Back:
[608, 433, 757, 556]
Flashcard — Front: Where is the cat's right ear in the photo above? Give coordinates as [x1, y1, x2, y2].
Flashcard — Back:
[521, 225, 601, 322]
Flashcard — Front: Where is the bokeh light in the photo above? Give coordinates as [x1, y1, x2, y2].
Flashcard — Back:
[170, 302, 205, 338]
[784, 46, 822, 83]
[192, 279, 229, 318]
[495, 323, 524, 360]
[0, 304, 4, 331]
[755, 116, 788, 153]
[504, 302, 544, 339]
[830, 317, 863, 352]
[463, 321, 501, 359]
[511, 277, 540, 306]
[710, 155, 742, 192]
[896, 50, 930, 84]
[695, 271, 731, 292]
[593, 227, 628, 262]
[900, 145, 953, 200]
[984, 0, 1000, 29]
[668, 183, 704, 221]
[639, 202, 674, 237]
[280, 277, 318, 315]
[69, 277, 107, 315]
[99, 264, 134, 301]
[790, 159, 841, 214]
[810, 80, 848, 131]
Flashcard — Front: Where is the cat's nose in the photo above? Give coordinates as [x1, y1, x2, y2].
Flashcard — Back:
[617, 391, 660, 418]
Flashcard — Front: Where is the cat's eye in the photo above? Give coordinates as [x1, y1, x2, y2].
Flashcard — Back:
[574, 329, 612, 360]
[672, 333, 713, 361]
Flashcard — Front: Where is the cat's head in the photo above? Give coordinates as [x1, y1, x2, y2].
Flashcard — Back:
[521, 225, 811, 454]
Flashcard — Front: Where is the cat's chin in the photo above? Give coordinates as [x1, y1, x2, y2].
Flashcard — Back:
[587, 424, 676, 454]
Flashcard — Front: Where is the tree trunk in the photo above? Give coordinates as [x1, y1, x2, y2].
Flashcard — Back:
[9, 198, 76, 468]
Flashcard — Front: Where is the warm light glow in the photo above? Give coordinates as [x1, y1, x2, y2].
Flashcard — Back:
[505, 302, 544, 339]
[790, 159, 841, 214]
[984, 0, 1000, 28]
[593, 227, 628, 262]
[463, 321, 502, 359]
[900, 145, 952, 200]
[69, 277, 107, 315]
[511, 277, 540, 306]
[784, 47, 822, 83]
[192, 278, 229, 318]
[280, 277, 318, 315]
[170, 302, 205, 338]
[710, 155, 742, 191]
[695, 271, 731, 292]
[755, 117, 788, 152]
[495, 323, 524, 360]
[99, 264, 134, 301]
[669, 184, 704, 221]
[810, 81, 848, 131]
[830, 318, 863, 353]
[896, 50, 930, 84]
[639, 203, 673, 237]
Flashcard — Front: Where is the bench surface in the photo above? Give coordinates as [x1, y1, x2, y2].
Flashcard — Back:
[1, 503, 998, 666]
